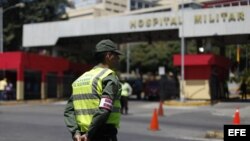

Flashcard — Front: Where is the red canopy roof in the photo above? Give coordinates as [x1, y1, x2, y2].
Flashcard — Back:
[0, 52, 91, 74]
[0, 52, 68, 72]
[173, 54, 230, 69]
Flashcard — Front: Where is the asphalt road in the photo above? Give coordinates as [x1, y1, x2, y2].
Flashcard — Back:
[0, 100, 250, 141]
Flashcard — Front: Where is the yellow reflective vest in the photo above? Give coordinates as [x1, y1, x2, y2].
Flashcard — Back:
[121, 82, 132, 97]
[72, 67, 121, 132]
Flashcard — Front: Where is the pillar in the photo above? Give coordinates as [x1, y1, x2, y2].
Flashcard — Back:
[41, 71, 47, 99]
[16, 68, 24, 100]
[57, 72, 63, 98]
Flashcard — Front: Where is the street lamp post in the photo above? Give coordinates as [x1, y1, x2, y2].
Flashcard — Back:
[126, 43, 130, 74]
[0, 7, 3, 53]
[0, 3, 25, 53]
[180, 0, 185, 102]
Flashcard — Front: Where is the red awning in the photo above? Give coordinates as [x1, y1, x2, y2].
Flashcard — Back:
[0, 52, 68, 72]
[173, 54, 230, 69]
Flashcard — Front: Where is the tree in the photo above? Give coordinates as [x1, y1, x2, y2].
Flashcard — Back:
[120, 41, 181, 74]
[119, 40, 200, 74]
[2, 0, 68, 51]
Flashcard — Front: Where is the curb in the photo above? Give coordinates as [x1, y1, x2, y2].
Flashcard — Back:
[205, 130, 224, 139]
[163, 100, 211, 106]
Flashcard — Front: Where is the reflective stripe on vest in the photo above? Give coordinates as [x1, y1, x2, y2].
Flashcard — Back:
[72, 67, 121, 132]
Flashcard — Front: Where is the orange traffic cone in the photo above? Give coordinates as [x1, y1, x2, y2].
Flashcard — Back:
[233, 108, 240, 125]
[149, 108, 159, 131]
[158, 101, 164, 116]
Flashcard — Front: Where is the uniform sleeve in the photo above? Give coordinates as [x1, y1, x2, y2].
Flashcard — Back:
[64, 95, 81, 137]
[87, 74, 120, 140]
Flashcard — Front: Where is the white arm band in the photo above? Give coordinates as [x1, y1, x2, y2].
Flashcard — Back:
[99, 97, 113, 110]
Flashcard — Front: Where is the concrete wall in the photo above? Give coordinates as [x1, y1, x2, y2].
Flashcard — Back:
[183, 79, 211, 99]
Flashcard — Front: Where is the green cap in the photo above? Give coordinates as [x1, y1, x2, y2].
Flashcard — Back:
[95, 39, 122, 55]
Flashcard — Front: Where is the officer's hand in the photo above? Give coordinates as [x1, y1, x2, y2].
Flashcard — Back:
[73, 133, 82, 141]
[81, 134, 88, 141]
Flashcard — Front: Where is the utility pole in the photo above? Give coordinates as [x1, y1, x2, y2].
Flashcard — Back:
[180, 0, 185, 102]
[126, 43, 130, 74]
[246, 47, 248, 70]
[0, 7, 3, 53]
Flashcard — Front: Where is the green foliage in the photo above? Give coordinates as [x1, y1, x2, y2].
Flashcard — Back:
[240, 69, 250, 85]
[186, 40, 197, 54]
[20, 0, 68, 23]
[3, 0, 68, 51]
[120, 41, 181, 73]
[229, 69, 250, 92]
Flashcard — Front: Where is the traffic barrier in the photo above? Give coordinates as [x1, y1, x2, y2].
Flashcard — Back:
[233, 108, 240, 125]
[149, 108, 159, 131]
[158, 101, 164, 116]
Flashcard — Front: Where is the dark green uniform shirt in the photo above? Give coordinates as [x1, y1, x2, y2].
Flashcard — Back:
[64, 70, 121, 140]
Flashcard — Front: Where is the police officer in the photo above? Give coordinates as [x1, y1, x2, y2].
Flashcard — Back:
[120, 79, 132, 115]
[0, 77, 7, 100]
[64, 39, 122, 141]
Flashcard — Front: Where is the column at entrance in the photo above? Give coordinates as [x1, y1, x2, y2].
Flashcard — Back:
[41, 71, 47, 99]
[57, 72, 63, 98]
[16, 67, 24, 100]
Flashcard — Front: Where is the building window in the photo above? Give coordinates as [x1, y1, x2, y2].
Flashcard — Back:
[215, 4, 222, 8]
[121, 4, 126, 8]
[232, 2, 239, 6]
[131, 0, 135, 6]
[113, 2, 119, 6]
[106, 0, 111, 4]
[223, 3, 230, 7]
[138, 2, 142, 8]
[113, 10, 119, 13]
[240, 0, 248, 5]
[106, 8, 111, 11]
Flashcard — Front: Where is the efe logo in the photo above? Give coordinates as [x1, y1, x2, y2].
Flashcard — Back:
[224, 125, 249, 141]
[228, 129, 246, 136]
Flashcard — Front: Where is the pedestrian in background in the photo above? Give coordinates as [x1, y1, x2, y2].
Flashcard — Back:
[6, 80, 14, 100]
[223, 80, 229, 100]
[209, 67, 219, 104]
[64, 39, 122, 141]
[133, 77, 143, 100]
[159, 73, 168, 101]
[239, 79, 247, 100]
[120, 78, 132, 115]
[0, 77, 7, 100]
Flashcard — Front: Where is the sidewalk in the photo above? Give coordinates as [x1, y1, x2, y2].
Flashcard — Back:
[163, 97, 250, 140]
[0, 98, 65, 106]
[164, 99, 211, 106]
[164, 93, 250, 107]
[205, 130, 224, 139]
